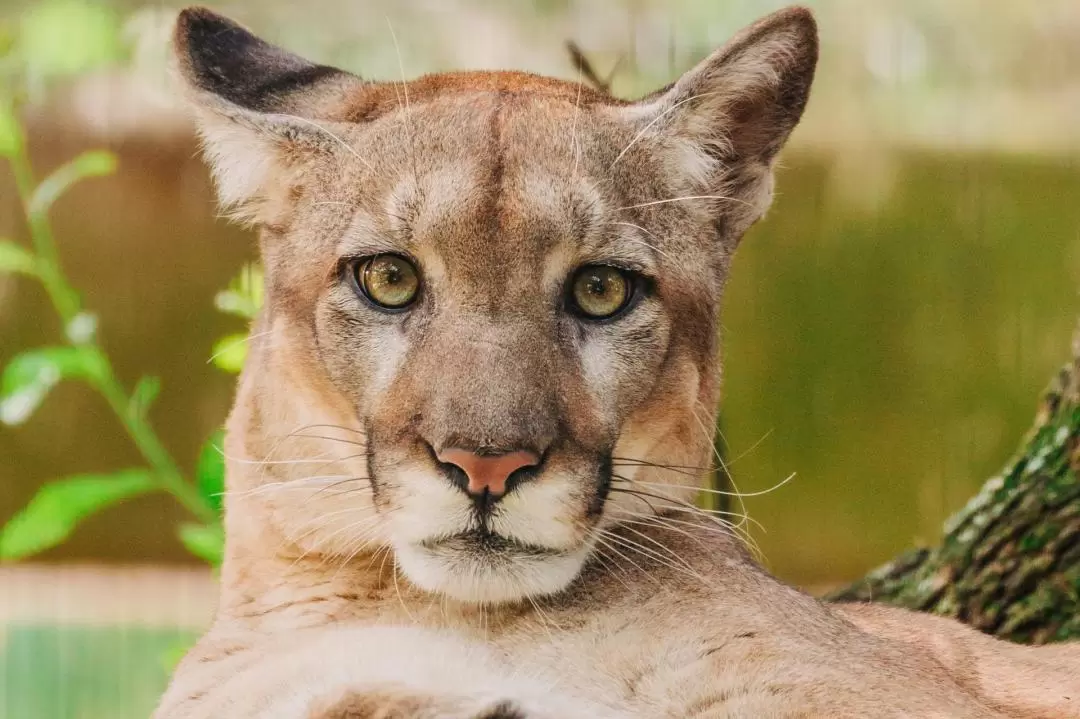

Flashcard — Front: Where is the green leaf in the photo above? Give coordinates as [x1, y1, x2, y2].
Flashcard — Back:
[0, 345, 106, 425]
[129, 375, 161, 419]
[28, 150, 117, 216]
[178, 522, 224, 566]
[214, 263, 264, 320]
[0, 469, 155, 560]
[0, 99, 22, 158]
[18, 0, 122, 79]
[196, 430, 225, 515]
[0, 239, 36, 276]
[210, 333, 249, 373]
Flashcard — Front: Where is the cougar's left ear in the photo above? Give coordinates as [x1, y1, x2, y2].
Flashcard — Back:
[172, 7, 365, 217]
[619, 6, 818, 242]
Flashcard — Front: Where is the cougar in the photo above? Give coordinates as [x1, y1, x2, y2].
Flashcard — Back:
[157, 6, 1080, 717]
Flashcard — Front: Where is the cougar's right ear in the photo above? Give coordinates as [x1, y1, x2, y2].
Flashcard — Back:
[173, 7, 364, 216]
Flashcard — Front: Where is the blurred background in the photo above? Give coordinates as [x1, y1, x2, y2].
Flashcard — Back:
[1, 0, 1078, 716]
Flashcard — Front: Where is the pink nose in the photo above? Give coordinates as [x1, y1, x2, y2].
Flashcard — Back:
[436, 448, 541, 496]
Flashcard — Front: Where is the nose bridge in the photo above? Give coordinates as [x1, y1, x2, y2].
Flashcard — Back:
[422, 316, 558, 452]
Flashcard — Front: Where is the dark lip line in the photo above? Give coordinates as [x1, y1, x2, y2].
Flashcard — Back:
[419, 529, 565, 558]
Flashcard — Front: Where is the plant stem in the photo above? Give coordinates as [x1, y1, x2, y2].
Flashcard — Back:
[95, 375, 217, 523]
[9, 147, 80, 323]
[8, 129, 218, 524]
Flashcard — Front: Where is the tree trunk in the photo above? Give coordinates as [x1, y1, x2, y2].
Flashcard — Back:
[829, 325, 1080, 645]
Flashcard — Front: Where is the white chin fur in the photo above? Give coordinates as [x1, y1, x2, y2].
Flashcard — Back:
[393, 540, 591, 604]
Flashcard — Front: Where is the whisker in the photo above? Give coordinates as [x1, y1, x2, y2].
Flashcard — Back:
[725, 428, 774, 467]
[282, 432, 367, 448]
[568, 67, 584, 180]
[617, 194, 752, 211]
[583, 538, 635, 593]
[285, 508, 381, 572]
[609, 481, 760, 539]
[302, 476, 371, 504]
[690, 402, 750, 535]
[221, 451, 366, 468]
[611, 460, 704, 480]
[608, 483, 762, 554]
[609, 91, 720, 169]
[627, 476, 797, 500]
[603, 222, 675, 261]
[206, 329, 276, 365]
[611, 456, 713, 472]
[220, 474, 358, 498]
[286, 423, 365, 436]
[595, 529, 706, 585]
[608, 482, 764, 529]
[614, 516, 723, 579]
[590, 532, 658, 585]
[611, 504, 761, 538]
[608, 484, 751, 529]
[391, 553, 418, 623]
[269, 113, 376, 173]
[614, 523, 705, 579]
[385, 16, 420, 193]
[525, 591, 557, 644]
[326, 518, 391, 581]
[608, 507, 744, 549]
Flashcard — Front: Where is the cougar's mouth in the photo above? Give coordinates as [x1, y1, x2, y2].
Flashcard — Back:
[420, 529, 566, 558]
[376, 446, 614, 603]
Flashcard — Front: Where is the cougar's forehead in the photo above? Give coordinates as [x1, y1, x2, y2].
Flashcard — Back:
[324, 91, 661, 289]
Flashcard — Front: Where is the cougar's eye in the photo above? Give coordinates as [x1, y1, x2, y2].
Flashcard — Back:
[568, 265, 634, 320]
[354, 254, 420, 310]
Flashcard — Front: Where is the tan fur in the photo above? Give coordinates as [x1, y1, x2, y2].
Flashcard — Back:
[157, 6, 1080, 718]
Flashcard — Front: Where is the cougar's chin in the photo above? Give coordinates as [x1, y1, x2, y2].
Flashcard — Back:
[392, 533, 593, 604]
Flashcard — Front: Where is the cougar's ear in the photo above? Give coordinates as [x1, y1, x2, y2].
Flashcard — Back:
[172, 7, 364, 216]
[620, 6, 818, 242]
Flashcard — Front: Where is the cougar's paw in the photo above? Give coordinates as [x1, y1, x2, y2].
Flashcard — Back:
[307, 690, 527, 719]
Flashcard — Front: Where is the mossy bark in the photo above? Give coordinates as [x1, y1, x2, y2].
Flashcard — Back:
[829, 327, 1080, 645]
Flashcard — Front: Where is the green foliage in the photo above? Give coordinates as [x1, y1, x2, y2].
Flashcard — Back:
[0, 470, 154, 560]
[196, 430, 226, 516]
[0, 16, 220, 567]
[177, 523, 224, 567]
[129, 375, 161, 420]
[0, 345, 106, 425]
[29, 150, 118, 217]
[210, 333, 249, 374]
[209, 263, 263, 372]
[0, 239, 37, 275]
[17, 0, 122, 80]
[214, 263, 264, 321]
[0, 100, 23, 158]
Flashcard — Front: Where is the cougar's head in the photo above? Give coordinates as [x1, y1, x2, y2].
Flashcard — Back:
[174, 6, 816, 603]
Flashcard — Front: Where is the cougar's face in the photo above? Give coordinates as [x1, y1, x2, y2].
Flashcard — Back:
[175, 7, 816, 602]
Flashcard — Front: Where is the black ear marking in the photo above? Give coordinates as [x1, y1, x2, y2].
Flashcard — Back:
[174, 6, 347, 113]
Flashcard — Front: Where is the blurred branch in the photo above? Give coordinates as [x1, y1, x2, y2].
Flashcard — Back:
[565, 40, 622, 95]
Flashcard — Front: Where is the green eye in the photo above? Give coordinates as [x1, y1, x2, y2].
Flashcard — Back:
[569, 265, 634, 320]
[356, 254, 420, 310]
